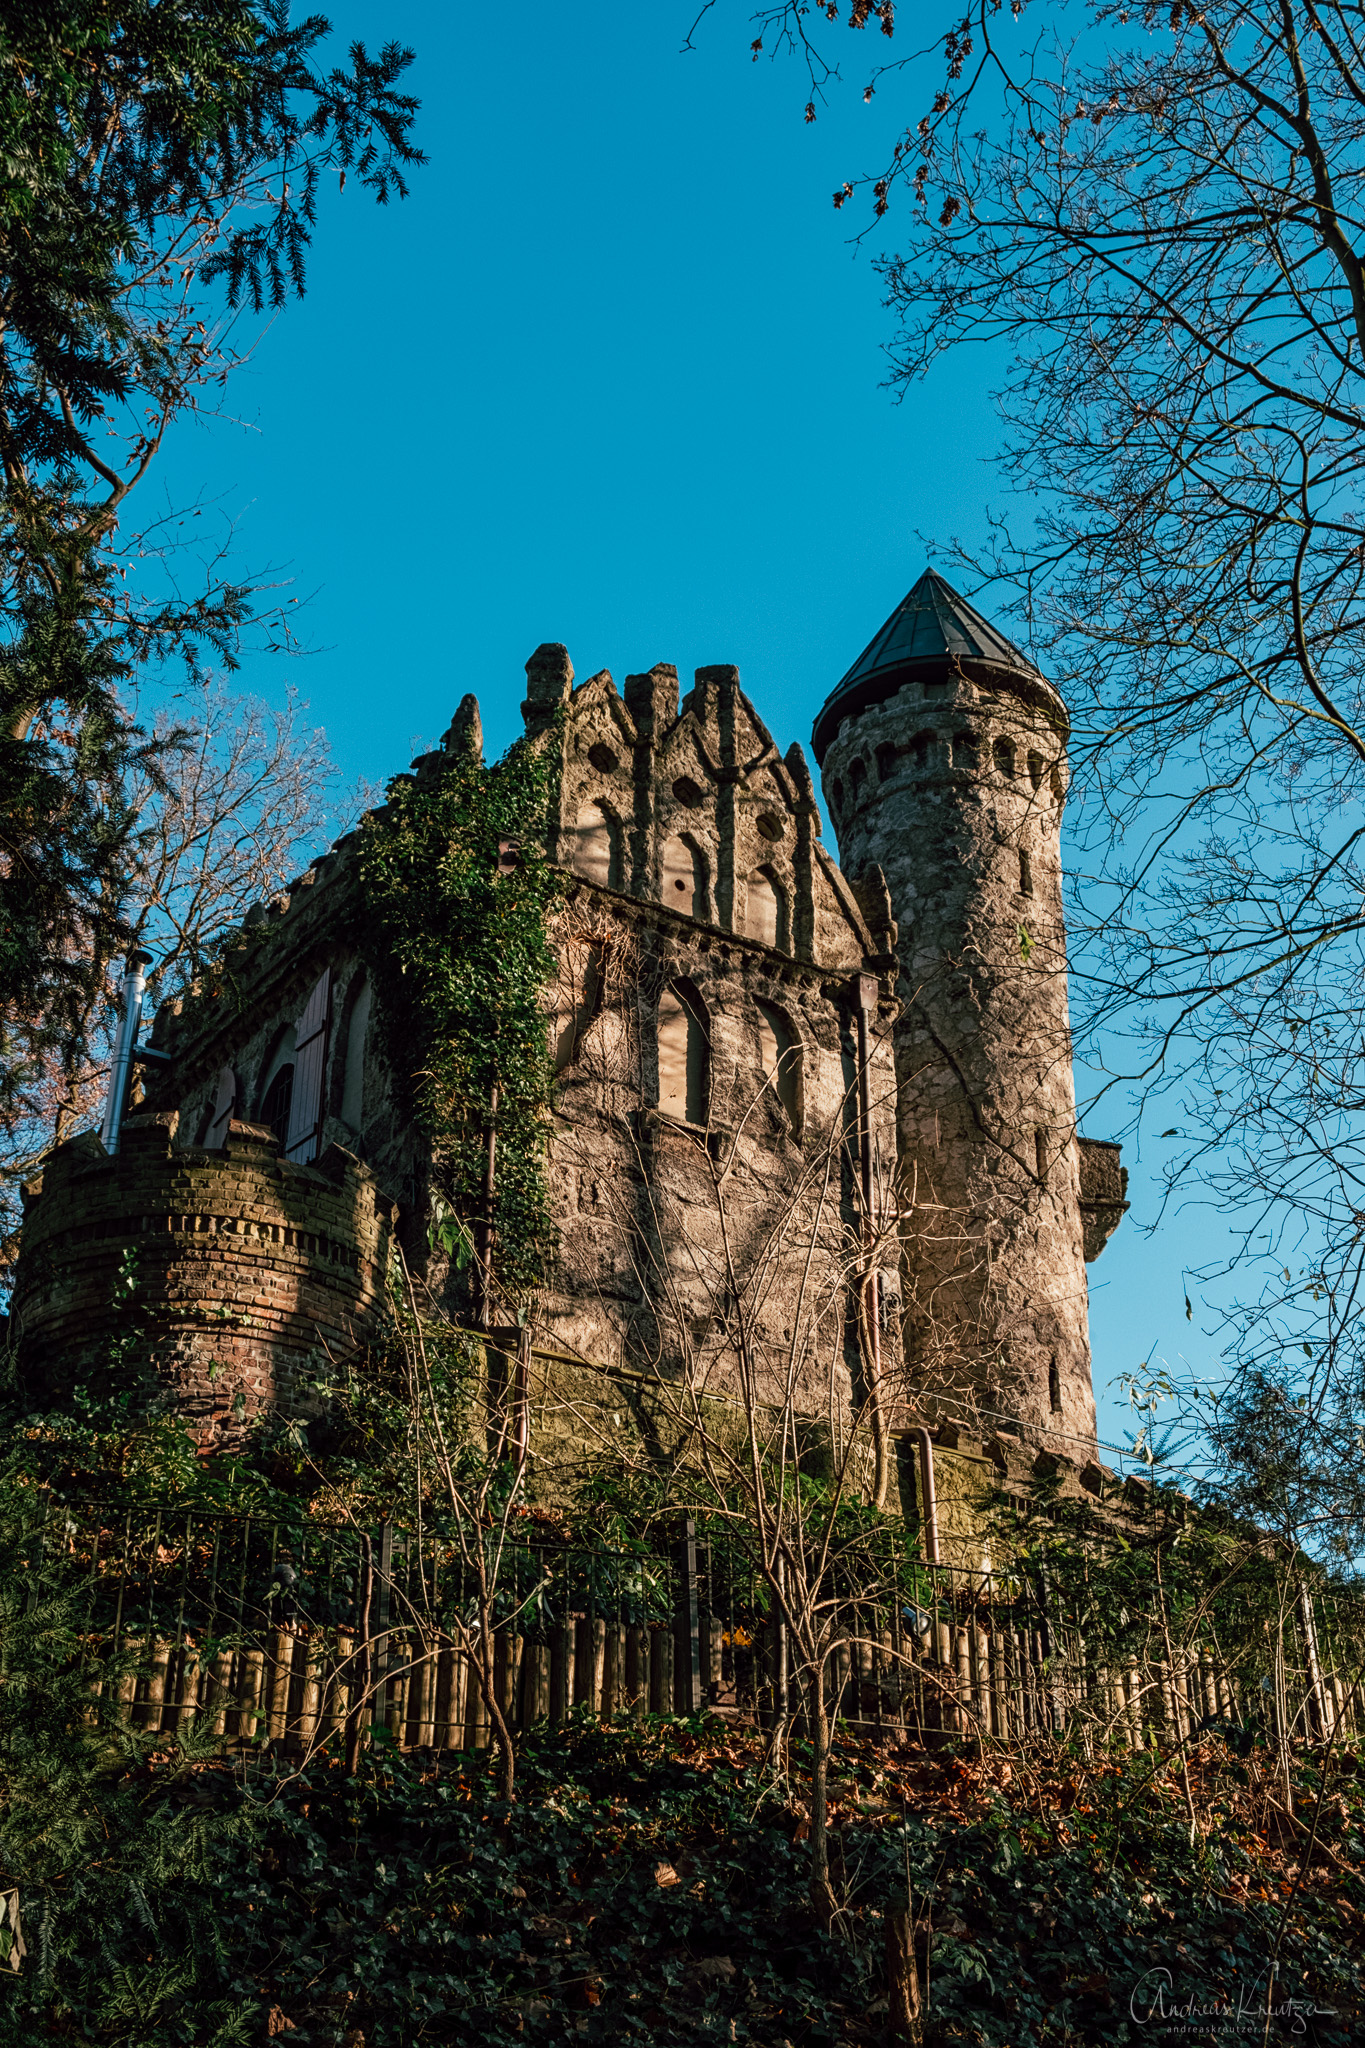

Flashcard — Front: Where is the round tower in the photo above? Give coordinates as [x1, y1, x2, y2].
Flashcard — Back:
[812, 571, 1098, 1449]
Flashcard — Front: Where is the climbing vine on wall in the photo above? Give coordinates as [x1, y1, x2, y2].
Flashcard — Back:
[357, 730, 564, 1297]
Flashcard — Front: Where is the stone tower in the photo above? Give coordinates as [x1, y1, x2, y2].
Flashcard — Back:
[811, 570, 1099, 1449]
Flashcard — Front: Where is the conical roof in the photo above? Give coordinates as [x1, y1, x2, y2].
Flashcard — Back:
[811, 569, 1045, 763]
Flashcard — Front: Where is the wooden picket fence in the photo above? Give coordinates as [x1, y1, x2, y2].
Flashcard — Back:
[34, 1503, 1364, 1759]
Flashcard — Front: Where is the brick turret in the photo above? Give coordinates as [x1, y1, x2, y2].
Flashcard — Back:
[12, 1112, 396, 1446]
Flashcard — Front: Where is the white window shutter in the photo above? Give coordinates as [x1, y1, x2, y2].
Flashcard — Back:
[205, 1065, 237, 1148]
[285, 969, 331, 1163]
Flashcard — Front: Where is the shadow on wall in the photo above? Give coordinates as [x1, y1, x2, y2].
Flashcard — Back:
[9, 1111, 397, 1448]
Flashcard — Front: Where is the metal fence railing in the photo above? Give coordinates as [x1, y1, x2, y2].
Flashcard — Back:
[29, 1503, 1365, 1758]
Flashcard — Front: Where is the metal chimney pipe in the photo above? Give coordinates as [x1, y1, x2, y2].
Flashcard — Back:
[100, 950, 154, 1154]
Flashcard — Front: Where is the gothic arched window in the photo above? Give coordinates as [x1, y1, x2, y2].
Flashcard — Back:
[755, 1000, 801, 1134]
[657, 980, 709, 1125]
[744, 866, 789, 952]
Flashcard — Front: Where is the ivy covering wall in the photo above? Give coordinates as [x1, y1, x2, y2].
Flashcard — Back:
[356, 731, 564, 1298]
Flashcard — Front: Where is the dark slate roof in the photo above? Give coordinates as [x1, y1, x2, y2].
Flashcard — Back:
[811, 569, 1045, 763]
[843, 569, 1035, 683]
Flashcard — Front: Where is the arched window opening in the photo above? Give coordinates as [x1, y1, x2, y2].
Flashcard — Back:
[875, 742, 898, 782]
[658, 980, 709, 1125]
[1027, 749, 1044, 791]
[1018, 848, 1034, 896]
[553, 943, 605, 1071]
[755, 1000, 801, 1133]
[911, 730, 934, 768]
[662, 834, 708, 921]
[1034, 1128, 1049, 1182]
[262, 1064, 295, 1150]
[993, 737, 1016, 778]
[849, 757, 868, 802]
[256, 1024, 296, 1143]
[744, 866, 789, 952]
[952, 730, 979, 771]
[830, 776, 845, 814]
[1050, 764, 1065, 806]
[1049, 1353, 1062, 1414]
[572, 799, 623, 890]
[340, 974, 371, 1127]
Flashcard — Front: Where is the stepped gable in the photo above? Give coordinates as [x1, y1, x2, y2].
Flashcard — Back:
[12, 1112, 396, 1447]
[546, 649, 875, 972]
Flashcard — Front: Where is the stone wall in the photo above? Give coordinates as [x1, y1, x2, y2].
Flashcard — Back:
[817, 650, 1099, 1449]
[12, 1112, 396, 1446]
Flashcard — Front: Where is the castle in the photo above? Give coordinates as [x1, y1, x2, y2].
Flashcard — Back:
[12, 572, 1127, 1492]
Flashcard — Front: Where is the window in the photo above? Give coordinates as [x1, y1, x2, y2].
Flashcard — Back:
[285, 969, 331, 1163]
[993, 737, 1016, 778]
[952, 731, 979, 771]
[849, 758, 867, 802]
[262, 1064, 295, 1150]
[571, 800, 622, 889]
[875, 742, 898, 783]
[340, 974, 371, 1128]
[744, 866, 789, 952]
[1027, 750, 1044, 792]
[1049, 1354, 1061, 1414]
[830, 776, 845, 814]
[257, 1024, 296, 1140]
[755, 1001, 801, 1133]
[662, 834, 708, 920]
[203, 1066, 237, 1148]
[1034, 1128, 1049, 1182]
[658, 981, 709, 1125]
[911, 730, 934, 768]
[1019, 848, 1033, 896]
[552, 942, 605, 1071]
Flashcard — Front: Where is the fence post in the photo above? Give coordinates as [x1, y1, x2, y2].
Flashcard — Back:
[677, 1517, 702, 1714]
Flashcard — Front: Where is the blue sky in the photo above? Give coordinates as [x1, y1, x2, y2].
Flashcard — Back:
[150, 0, 1227, 1466]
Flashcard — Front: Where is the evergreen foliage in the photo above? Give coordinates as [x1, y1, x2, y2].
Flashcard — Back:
[0, 0, 423, 1152]
[0, 1689, 1358, 2044]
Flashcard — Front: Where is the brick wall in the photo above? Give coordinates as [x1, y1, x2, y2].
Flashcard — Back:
[12, 1112, 396, 1446]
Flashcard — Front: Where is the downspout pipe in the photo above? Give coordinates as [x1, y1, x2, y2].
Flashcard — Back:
[916, 1426, 941, 1567]
[100, 951, 154, 1155]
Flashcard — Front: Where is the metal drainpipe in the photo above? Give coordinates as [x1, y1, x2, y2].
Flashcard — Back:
[854, 974, 889, 1508]
[100, 951, 153, 1155]
[916, 1426, 941, 1566]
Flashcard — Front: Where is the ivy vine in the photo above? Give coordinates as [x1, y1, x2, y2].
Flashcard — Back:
[356, 729, 564, 1299]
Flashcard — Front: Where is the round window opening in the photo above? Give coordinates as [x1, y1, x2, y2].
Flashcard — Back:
[755, 812, 783, 842]
[672, 776, 704, 808]
[588, 742, 619, 774]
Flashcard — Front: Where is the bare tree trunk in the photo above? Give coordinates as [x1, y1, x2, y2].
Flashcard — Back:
[808, 1657, 837, 1925]
[885, 1906, 922, 2045]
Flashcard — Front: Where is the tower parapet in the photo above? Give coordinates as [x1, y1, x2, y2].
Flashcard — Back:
[813, 570, 1111, 1448]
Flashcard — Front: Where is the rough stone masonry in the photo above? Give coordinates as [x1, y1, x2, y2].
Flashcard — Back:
[11, 571, 1127, 1489]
